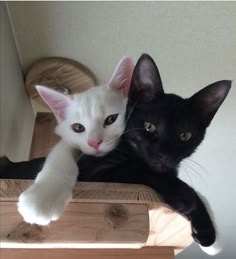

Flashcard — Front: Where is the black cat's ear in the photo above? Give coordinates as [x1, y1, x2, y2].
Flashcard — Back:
[129, 54, 164, 102]
[189, 80, 232, 125]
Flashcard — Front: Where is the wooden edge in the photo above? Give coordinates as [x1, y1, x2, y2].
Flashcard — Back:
[25, 56, 97, 85]
[0, 247, 175, 259]
[1, 202, 149, 249]
[0, 179, 162, 206]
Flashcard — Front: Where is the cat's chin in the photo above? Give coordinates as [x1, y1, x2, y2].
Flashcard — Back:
[82, 149, 108, 157]
[94, 152, 108, 157]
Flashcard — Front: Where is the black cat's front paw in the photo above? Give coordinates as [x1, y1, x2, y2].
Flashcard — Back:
[192, 226, 221, 255]
[192, 226, 216, 247]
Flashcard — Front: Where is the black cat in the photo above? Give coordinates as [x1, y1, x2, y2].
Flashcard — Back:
[78, 54, 231, 255]
[0, 54, 231, 255]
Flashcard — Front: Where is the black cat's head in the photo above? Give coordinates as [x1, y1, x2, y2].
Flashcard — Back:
[125, 54, 231, 172]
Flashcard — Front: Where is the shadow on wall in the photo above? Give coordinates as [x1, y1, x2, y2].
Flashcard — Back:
[0, 2, 34, 160]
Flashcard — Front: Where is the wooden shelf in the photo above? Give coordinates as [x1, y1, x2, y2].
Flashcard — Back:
[0, 179, 193, 255]
[1, 247, 174, 259]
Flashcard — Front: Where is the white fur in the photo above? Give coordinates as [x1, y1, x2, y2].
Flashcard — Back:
[18, 57, 134, 225]
[199, 239, 222, 256]
[56, 85, 127, 156]
[18, 141, 79, 225]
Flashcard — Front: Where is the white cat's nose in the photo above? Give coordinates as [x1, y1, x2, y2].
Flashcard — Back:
[88, 139, 103, 150]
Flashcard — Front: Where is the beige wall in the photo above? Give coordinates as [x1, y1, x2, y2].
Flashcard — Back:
[5, 2, 236, 258]
[0, 3, 34, 161]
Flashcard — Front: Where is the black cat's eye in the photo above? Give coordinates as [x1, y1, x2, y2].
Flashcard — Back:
[179, 132, 192, 142]
[144, 121, 157, 133]
[71, 123, 85, 133]
[104, 114, 119, 127]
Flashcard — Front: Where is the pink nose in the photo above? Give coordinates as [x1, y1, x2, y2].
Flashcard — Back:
[88, 139, 103, 150]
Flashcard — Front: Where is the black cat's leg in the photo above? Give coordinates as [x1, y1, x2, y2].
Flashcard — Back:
[190, 194, 221, 255]
[0, 156, 45, 179]
[148, 175, 220, 255]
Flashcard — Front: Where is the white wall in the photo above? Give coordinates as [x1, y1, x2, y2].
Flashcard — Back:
[0, 3, 34, 161]
[6, 2, 236, 258]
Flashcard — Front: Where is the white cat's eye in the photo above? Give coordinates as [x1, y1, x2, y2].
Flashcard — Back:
[179, 132, 192, 142]
[144, 122, 157, 133]
[104, 114, 119, 127]
[71, 123, 85, 133]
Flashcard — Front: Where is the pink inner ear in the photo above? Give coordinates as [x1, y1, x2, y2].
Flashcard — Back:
[36, 85, 71, 121]
[109, 57, 134, 95]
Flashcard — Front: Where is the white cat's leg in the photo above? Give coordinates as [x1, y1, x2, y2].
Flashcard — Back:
[18, 141, 79, 225]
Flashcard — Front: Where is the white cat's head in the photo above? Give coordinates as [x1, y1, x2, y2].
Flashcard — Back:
[36, 57, 134, 156]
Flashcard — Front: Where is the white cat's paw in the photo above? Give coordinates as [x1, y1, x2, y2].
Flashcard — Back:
[199, 239, 222, 256]
[18, 183, 72, 225]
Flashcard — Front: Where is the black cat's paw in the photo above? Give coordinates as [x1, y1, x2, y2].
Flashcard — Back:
[192, 227, 221, 255]
[192, 227, 215, 246]
[199, 240, 222, 256]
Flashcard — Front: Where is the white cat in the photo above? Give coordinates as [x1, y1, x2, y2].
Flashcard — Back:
[18, 57, 134, 225]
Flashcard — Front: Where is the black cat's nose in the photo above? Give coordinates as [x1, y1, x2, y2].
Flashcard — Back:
[157, 154, 168, 161]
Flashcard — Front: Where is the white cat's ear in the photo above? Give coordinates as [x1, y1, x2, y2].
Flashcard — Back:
[108, 56, 134, 95]
[36, 85, 72, 122]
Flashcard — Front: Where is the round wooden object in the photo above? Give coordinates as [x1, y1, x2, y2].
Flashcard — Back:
[25, 57, 97, 111]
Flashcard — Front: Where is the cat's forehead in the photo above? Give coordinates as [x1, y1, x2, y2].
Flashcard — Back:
[138, 94, 184, 113]
[68, 86, 125, 121]
[152, 95, 198, 128]
[136, 94, 193, 126]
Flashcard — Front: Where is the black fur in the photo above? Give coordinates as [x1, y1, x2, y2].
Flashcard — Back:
[0, 54, 231, 248]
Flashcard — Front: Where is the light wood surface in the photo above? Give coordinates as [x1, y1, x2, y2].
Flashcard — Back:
[0, 179, 193, 254]
[0, 247, 174, 259]
[25, 57, 96, 112]
[29, 113, 150, 159]
[1, 201, 149, 248]
[30, 113, 59, 159]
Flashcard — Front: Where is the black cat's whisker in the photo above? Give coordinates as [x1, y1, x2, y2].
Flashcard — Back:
[107, 128, 144, 143]
[183, 162, 202, 180]
[181, 162, 205, 185]
[186, 158, 208, 176]
[184, 162, 207, 184]
[125, 97, 141, 126]
[180, 164, 194, 185]
[183, 163, 203, 186]
[121, 128, 144, 135]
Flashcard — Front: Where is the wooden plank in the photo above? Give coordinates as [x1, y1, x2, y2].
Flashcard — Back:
[0, 247, 174, 259]
[0, 180, 160, 204]
[0, 179, 193, 254]
[29, 113, 59, 159]
[1, 201, 149, 248]
[146, 208, 193, 255]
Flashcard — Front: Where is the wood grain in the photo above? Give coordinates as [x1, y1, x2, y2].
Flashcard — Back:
[1, 201, 149, 248]
[0, 179, 193, 254]
[0, 180, 160, 204]
[25, 57, 96, 112]
[0, 247, 174, 259]
[29, 113, 59, 159]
